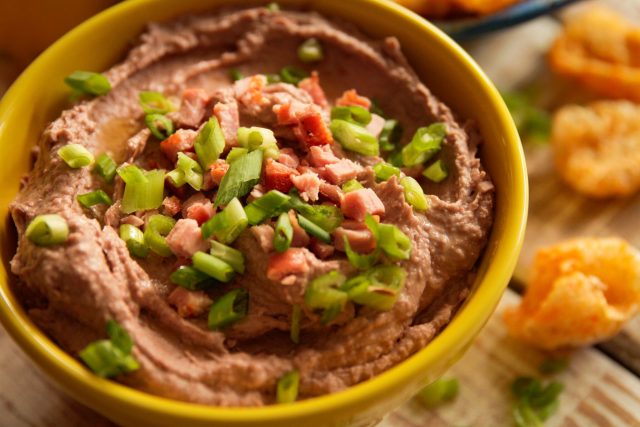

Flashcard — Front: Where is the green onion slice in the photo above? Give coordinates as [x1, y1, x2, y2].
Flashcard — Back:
[388, 150, 404, 168]
[202, 198, 248, 244]
[226, 147, 248, 164]
[78, 320, 139, 378]
[229, 68, 244, 81]
[330, 119, 379, 156]
[280, 67, 309, 85]
[340, 265, 406, 311]
[400, 176, 429, 211]
[25, 214, 69, 246]
[365, 216, 411, 261]
[341, 179, 364, 193]
[274, 212, 294, 253]
[58, 144, 94, 168]
[118, 165, 165, 214]
[297, 214, 331, 244]
[416, 378, 459, 409]
[343, 236, 379, 270]
[143, 214, 176, 257]
[64, 71, 111, 96]
[379, 119, 402, 152]
[170, 265, 214, 290]
[401, 122, 446, 167]
[290, 305, 301, 344]
[119, 224, 149, 258]
[139, 91, 174, 115]
[77, 189, 113, 208]
[245, 190, 291, 225]
[276, 370, 300, 404]
[266, 2, 280, 12]
[194, 116, 226, 170]
[266, 73, 282, 84]
[298, 38, 324, 63]
[166, 152, 204, 191]
[423, 159, 448, 183]
[193, 251, 235, 283]
[215, 149, 263, 207]
[144, 113, 174, 140]
[330, 106, 371, 126]
[304, 271, 348, 325]
[210, 240, 245, 274]
[288, 192, 343, 232]
[373, 162, 401, 182]
[208, 288, 249, 330]
[237, 126, 279, 160]
[94, 153, 117, 183]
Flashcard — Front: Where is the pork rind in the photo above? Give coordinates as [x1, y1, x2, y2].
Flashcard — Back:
[393, 0, 521, 18]
[551, 101, 640, 198]
[549, 6, 640, 100]
[504, 238, 640, 350]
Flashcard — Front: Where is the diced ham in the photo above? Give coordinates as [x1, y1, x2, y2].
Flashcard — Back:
[278, 147, 300, 169]
[213, 100, 240, 147]
[120, 214, 144, 228]
[319, 182, 344, 204]
[161, 196, 182, 217]
[235, 75, 269, 107]
[274, 103, 297, 125]
[340, 188, 386, 221]
[264, 158, 299, 193]
[165, 219, 210, 258]
[209, 160, 229, 187]
[167, 287, 212, 318]
[288, 210, 310, 247]
[298, 71, 328, 108]
[251, 224, 275, 252]
[366, 113, 386, 138]
[323, 159, 362, 185]
[334, 227, 376, 253]
[181, 193, 215, 225]
[308, 145, 340, 167]
[247, 184, 265, 203]
[310, 238, 335, 259]
[336, 89, 371, 109]
[266, 248, 310, 282]
[160, 129, 197, 163]
[275, 102, 333, 147]
[291, 172, 321, 202]
[177, 88, 209, 128]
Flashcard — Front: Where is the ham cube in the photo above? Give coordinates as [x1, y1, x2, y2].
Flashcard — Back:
[298, 71, 328, 108]
[251, 224, 275, 253]
[209, 160, 229, 187]
[161, 196, 182, 217]
[160, 129, 197, 163]
[167, 287, 212, 318]
[336, 89, 371, 109]
[340, 188, 385, 221]
[182, 193, 215, 225]
[310, 239, 335, 259]
[165, 219, 210, 258]
[319, 181, 344, 204]
[291, 172, 321, 202]
[264, 158, 299, 193]
[323, 159, 362, 185]
[308, 145, 340, 167]
[213, 100, 240, 147]
[294, 110, 334, 147]
[333, 227, 376, 253]
[278, 147, 300, 169]
[176, 88, 209, 128]
[266, 248, 310, 282]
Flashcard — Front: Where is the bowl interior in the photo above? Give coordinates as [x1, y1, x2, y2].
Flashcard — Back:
[0, 0, 526, 426]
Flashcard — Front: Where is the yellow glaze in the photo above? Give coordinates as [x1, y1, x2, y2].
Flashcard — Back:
[0, 1, 527, 426]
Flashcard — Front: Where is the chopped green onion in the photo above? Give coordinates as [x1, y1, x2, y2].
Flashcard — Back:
[502, 90, 551, 143]
[58, 144, 94, 168]
[202, 198, 248, 244]
[416, 378, 459, 409]
[210, 240, 245, 274]
[290, 305, 301, 344]
[208, 288, 249, 330]
[330, 106, 371, 126]
[539, 358, 569, 375]
[79, 320, 139, 378]
[118, 165, 165, 214]
[143, 214, 176, 257]
[77, 190, 113, 208]
[215, 149, 263, 207]
[513, 402, 544, 427]
[25, 214, 68, 246]
[144, 113, 174, 140]
[166, 152, 203, 191]
[280, 66, 309, 85]
[226, 147, 248, 164]
[342, 179, 363, 193]
[388, 150, 404, 167]
[401, 123, 446, 166]
[237, 126, 279, 159]
[343, 236, 379, 270]
[288, 192, 343, 231]
[330, 119, 379, 156]
[138, 91, 174, 115]
[192, 251, 235, 283]
[304, 271, 348, 324]
[169, 265, 214, 290]
[370, 99, 385, 117]
[511, 377, 564, 426]
[229, 68, 243, 81]
[365, 215, 411, 261]
[340, 265, 406, 311]
[266, 73, 282, 84]
[297, 214, 331, 244]
[194, 116, 226, 170]
[266, 2, 280, 12]
[379, 119, 402, 152]
[423, 159, 448, 183]
[373, 162, 401, 181]
[276, 370, 300, 404]
[297, 38, 324, 63]
[400, 176, 428, 211]
[119, 223, 149, 258]
[274, 212, 293, 253]
[93, 153, 117, 183]
[245, 190, 291, 225]
[64, 71, 111, 96]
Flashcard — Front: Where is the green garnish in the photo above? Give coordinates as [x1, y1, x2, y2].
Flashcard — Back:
[208, 288, 249, 330]
[144, 113, 174, 140]
[93, 153, 117, 183]
[166, 152, 204, 191]
[138, 91, 174, 115]
[237, 126, 279, 159]
[64, 71, 111, 96]
[373, 162, 401, 181]
[229, 68, 244, 81]
[274, 212, 294, 253]
[78, 320, 139, 378]
[298, 38, 324, 63]
[330, 105, 371, 126]
[58, 144, 94, 168]
[343, 236, 379, 270]
[215, 149, 263, 207]
[388, 150, 404, 168]
[304, 271, 348, 324]
[288, 192, 343, 232]
[297, 214, 331, 244]
[226, 147, 248, 164]
[280, 66, 309, 85]
[511, 377, 564, 427]
[119, 223, 148, 258]
[266, 2, 280, 12]
[210, 240, 245, 274]
[290, 305, 301, 344]
[169, 265, 213, 291]
[502, 90, 551, 143]
[117, 165, 165, 214]
[340, 265, 406, 311]
[143, 214, 176, 257]
[25, 214, 69, 247]
[379, 119, 402, 152]
[266, 73, 282, 84]
[276, 370, 300, 404]
[416, 378, 459, 409]
[244, 190, 291, 225]
[202, 198, 248, 244]
[192, 251, 235, 283]
[194, 116, 226, 170]
[342, 179, 364, 193]
[401, 123, 446, 167]
[365, 215, 411, 261]
[370, 99, 385, 117]
[330, 119, 379, 156]
[423, 159, 448, 183]
[400, 176, 428, 211]
[77, 189, 113, 208]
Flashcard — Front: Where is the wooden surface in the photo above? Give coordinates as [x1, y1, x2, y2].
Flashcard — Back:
[1, 1, 639, 426]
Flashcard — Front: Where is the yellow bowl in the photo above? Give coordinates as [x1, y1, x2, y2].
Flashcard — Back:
[0, 0, 527, 426]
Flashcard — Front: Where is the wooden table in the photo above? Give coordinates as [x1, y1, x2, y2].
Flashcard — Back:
[1, 1, 639, 425]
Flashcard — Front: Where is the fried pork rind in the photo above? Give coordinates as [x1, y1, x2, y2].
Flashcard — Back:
[551, 101, 640, 198]
[549, 7, 640, 100]
[504, 238, 640, 350]
[393, 0, 521, 18]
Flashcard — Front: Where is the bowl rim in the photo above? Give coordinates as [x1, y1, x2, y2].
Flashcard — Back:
[0, 0, 527, 422]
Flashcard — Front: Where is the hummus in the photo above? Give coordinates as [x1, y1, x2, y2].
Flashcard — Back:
[10, 7, 494, 406]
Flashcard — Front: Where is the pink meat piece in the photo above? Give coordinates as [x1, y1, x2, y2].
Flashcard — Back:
[288, 210, 310, 247]
[340, 188, 386, 221]
[266, 248, 310, 282]
[278, 147, 300, 169]
[165, 219, 210, 258]
[298, 71, 328, 108]
[213, 100, 240, 147]
[323, 159, 362, 185]
[308, 145, 340, 167]
[181, 193, 215, 225]
[334, 227, 376, 253]
[167, 287, 212, 318]
[366, 113, 386, 138]
[234, 75, 269, 110]
[176, 88, 210, 128]
[310, 239, 335, 259]
[161, 196, 182, 217]
[319, 181, 344, 204]
[251, 224, 275, 253]
[120, 214, 144, 228]
[291, 172, 321, 202]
